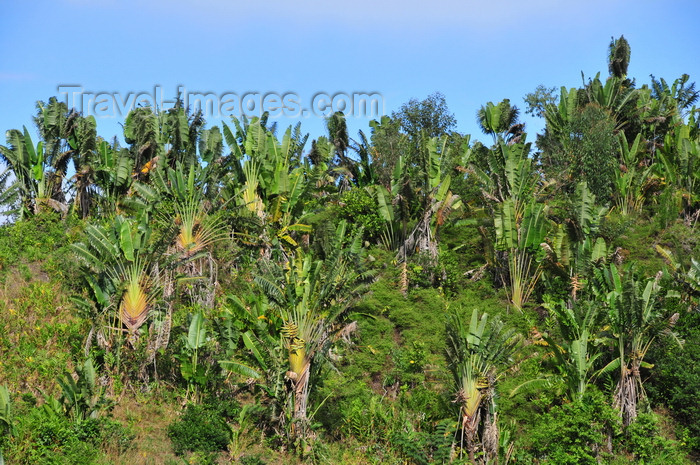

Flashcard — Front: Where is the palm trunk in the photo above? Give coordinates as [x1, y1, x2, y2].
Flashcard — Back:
[466, 433, 477, 465]
[482, 410, 499, 465]
[291, 361, 310, 438]
[614, 363, 638, 427]
[461, 408, 481, 465]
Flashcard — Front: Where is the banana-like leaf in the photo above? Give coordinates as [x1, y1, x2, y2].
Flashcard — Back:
[591, 237, 608, 263]
[0, 385, 11, 432]
[219, 360, 262, 380]
[187, 311, 207, 350]
[494, 199, 517, 250]
[550, 225, 571, 267]
[374, 186, 395, 222]
[519, 202, 548, 249]
[131, 182, 158, 204]
[222, 121, 243, 160]
[467, 309, 488, 347]
[242, 331, 268, 372]
[284, 223, 312, 233]
[119, 221, 135, 262]
[199, 126, 223, 163]
[82, 359, 96, 394]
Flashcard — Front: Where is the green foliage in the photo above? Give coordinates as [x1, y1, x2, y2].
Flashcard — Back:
[53, 359, 112, 422]
[0, 280, 85, 391]
[608, 35, 631, 79]
[524, 388, 621, 465]
[0, 212, 75, 279]
[524, 85, 558, 118]
[393, 92, 457, 140]
[333, 390, 405, 443]
[239, 454, 267, 465]
[343, 311, 395, 378]
[337, 188, 384, 242]
[0, 387, 12, 436]
[391, 419, 459, 465]
[388, 287, 449, 353]
[572, 104, 619, 202]
[477, 99, 523, 143]
[647, 309, 700, 454]
[2, 43, 699, 464]
[175, 310, 210, 395]
[539, 101, 619, 202]
[0, 385, 11, 464]
[167, 400, 240, 456]
[623, 413, 689, 464]
[391, 341, 427, 386]
[5, 397, 132, 465]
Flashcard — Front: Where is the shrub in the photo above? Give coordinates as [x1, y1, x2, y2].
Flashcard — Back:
[239, 454, 267, 465]
[6, 404, 132, 465]
[391, 420, 457, 465]
[623, 413, 689, 464]
[168, 400, 240, 456]
[523, 389, 621, 465]
[646, 309, 700, 454]
[337, 189, 384, 242]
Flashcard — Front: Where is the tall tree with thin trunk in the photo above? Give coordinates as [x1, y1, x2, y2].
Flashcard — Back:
[445, 308, 518, 464]
[254, 221, 373, 439]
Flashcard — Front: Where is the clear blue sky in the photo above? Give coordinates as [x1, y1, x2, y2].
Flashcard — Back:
[2, 0, 699, 149]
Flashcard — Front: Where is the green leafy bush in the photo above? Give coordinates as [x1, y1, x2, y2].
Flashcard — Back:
[0, 212, 80, 282]
[391, 419, 458, 465]
[647, 309, 700, 454]
[6, 404, 132, 465]
[523, 389, 621, 465]
[623, 413, 689, 464]
[239, 453, 267, 465]
[337, 188, 384, 242]
[167, 400, 240, 456]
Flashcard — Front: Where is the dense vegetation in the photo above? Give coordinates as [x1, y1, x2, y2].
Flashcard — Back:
[0, 36, 698, 464]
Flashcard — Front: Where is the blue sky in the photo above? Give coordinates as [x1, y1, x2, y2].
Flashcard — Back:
[1, 0, 699, 149]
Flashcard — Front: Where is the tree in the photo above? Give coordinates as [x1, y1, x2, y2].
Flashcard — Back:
[392, 92, 456, 140]
[463, 134, 546, 310]
[368, 115, 410, 188]
[595, 265, 682, 426]
[539, 101, 619, 201]
[220, 116, 313, 260]
[608, 35, 631, 79]
[655, 121, 700, 225]
[445, 308, 518, 464]
[650, 74, 699, 120]
[326, 111, 349, 164]
[0, 127, 67, 217]
[398, 136, 462, 264]
[123, 107, 162, 173]
[614, 132, 653, 215]
[477, 99, 524, 145]
[133, 161, 227, 308]
[66, 114, 98, 218]
[92, 140, 134, 216]
[254, 221, 373, 439]
[71, 215, 167, 349]
[34, 97, 72, 178]
[524, 85, 558, 118]
[160, 104, 205, 168]
[543, 300, 604, 401]
[0, 166, 19, 219]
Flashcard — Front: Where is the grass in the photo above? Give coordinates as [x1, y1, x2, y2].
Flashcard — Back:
[0, 278, 85, 394]
[103, 401, 182, 465]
